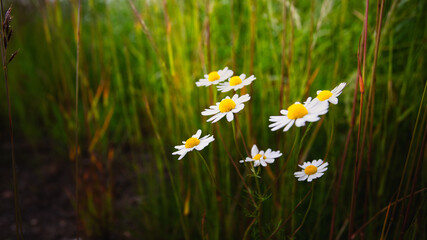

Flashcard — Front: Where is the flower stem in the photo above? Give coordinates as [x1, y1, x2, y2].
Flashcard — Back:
[232, 120, 245, 159]
[193, 153, 208, 206]
[292, 183, 314, 236]
[197, 150, 217, 186]
[143, 96, 189, 240]
[217, 125, 257, 207]
[298, 122, 313, 158]
[235, 117, 250, 156]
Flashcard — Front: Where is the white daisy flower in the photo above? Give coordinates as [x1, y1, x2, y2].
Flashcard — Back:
[294, 159, 328, 182]
[316, 82, 347, 104]
[172, 129, 214, 160]
[239, 144, 283, 167]
[269, 97, 329, 132]
[195, 67, 234, 87]
[201, 94, 250, 123]
[217, 74, 256, 92]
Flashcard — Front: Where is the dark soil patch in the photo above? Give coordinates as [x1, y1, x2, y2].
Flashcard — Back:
[0, 134, 147, 240]
[0, 139, 76, 240]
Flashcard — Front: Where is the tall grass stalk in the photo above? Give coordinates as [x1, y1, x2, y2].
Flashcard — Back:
[196, 150, 217, 186]
[0, 3, 23, 239]
[143, 96, 189, 240]
[400, 111, 426, 238]
[128, 0, 167, 76]
[74, 0, 81, 238]
[352, 187, 427, 239]
[231, 120, 245, 159]
[349, 0, 369, 236]
[329, 61, 360, 240]
[292, 183, 313, 237]
[216, 126, 257, 207]
[266, 186, 312, 239]
[361, 0, 385, 235]
[279, 0, 287, 110]
[384, 80, 427, 238]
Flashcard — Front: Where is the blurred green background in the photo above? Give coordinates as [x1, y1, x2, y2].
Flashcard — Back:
[0, 0, 426, 239]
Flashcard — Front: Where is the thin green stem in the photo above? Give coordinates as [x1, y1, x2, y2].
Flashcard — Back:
[298, 123, 313, 158]
[216, 125, 257, 207]
[143, 96, 189, 240]
[232, 120, 245, 159]
[197, 150, 217, 186]
[266, 186, 313, 240]
[193, 153, 208, 206]
[292, 183, 314, 237]
[235, 117, 250, 156]
[352, 187, 427, 239]
[212, 85, 217, 104]
[385, 78, 427, 236]
[243, 218, 257, 240]
[254, 174, 263, 238]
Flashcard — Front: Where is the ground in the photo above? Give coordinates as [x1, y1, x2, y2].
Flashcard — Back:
[0, 137, 76, 239]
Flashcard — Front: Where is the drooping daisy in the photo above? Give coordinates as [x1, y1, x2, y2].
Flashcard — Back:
[316, 82, 347, 104]
[269, 97, 329, 132]
[240, 144, 283, 167]
[217, 74, 256, 92]
[201, 94, 250, 123]
[196, 67, 234, 87]
[294, 159, 328, 182]
[172, 129, 214, 160]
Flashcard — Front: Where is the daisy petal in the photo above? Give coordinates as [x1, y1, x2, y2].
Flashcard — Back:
[265, 158, 274, 164]
[298, 175, 308, 181]
[260, 160, 267, 167]
[194, 129, 202, 138]
[329, 97, 338, 104]
[226, 112, 234, 122]
[295, 118, 306, 127]
[251, 145, 259, 157]
[284, 120, 295, 131]
[177, 153, 186, 160]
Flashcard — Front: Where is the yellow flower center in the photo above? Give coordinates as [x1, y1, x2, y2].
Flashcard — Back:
[219, 99, 236, 113]
[253, 154, 267, 160]
[229, 76, 242, 86]
[287, 104, 308, 119]
[185, 137, 200, 148]
[208, 71, 220, 82]
[304, 165, 318, 175]
[317, 90, 333, 101]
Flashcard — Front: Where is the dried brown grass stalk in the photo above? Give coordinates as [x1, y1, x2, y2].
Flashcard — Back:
[74, 0, 81, 238]
[348, 0, 369, 237]
[0, 3, 23, 239]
